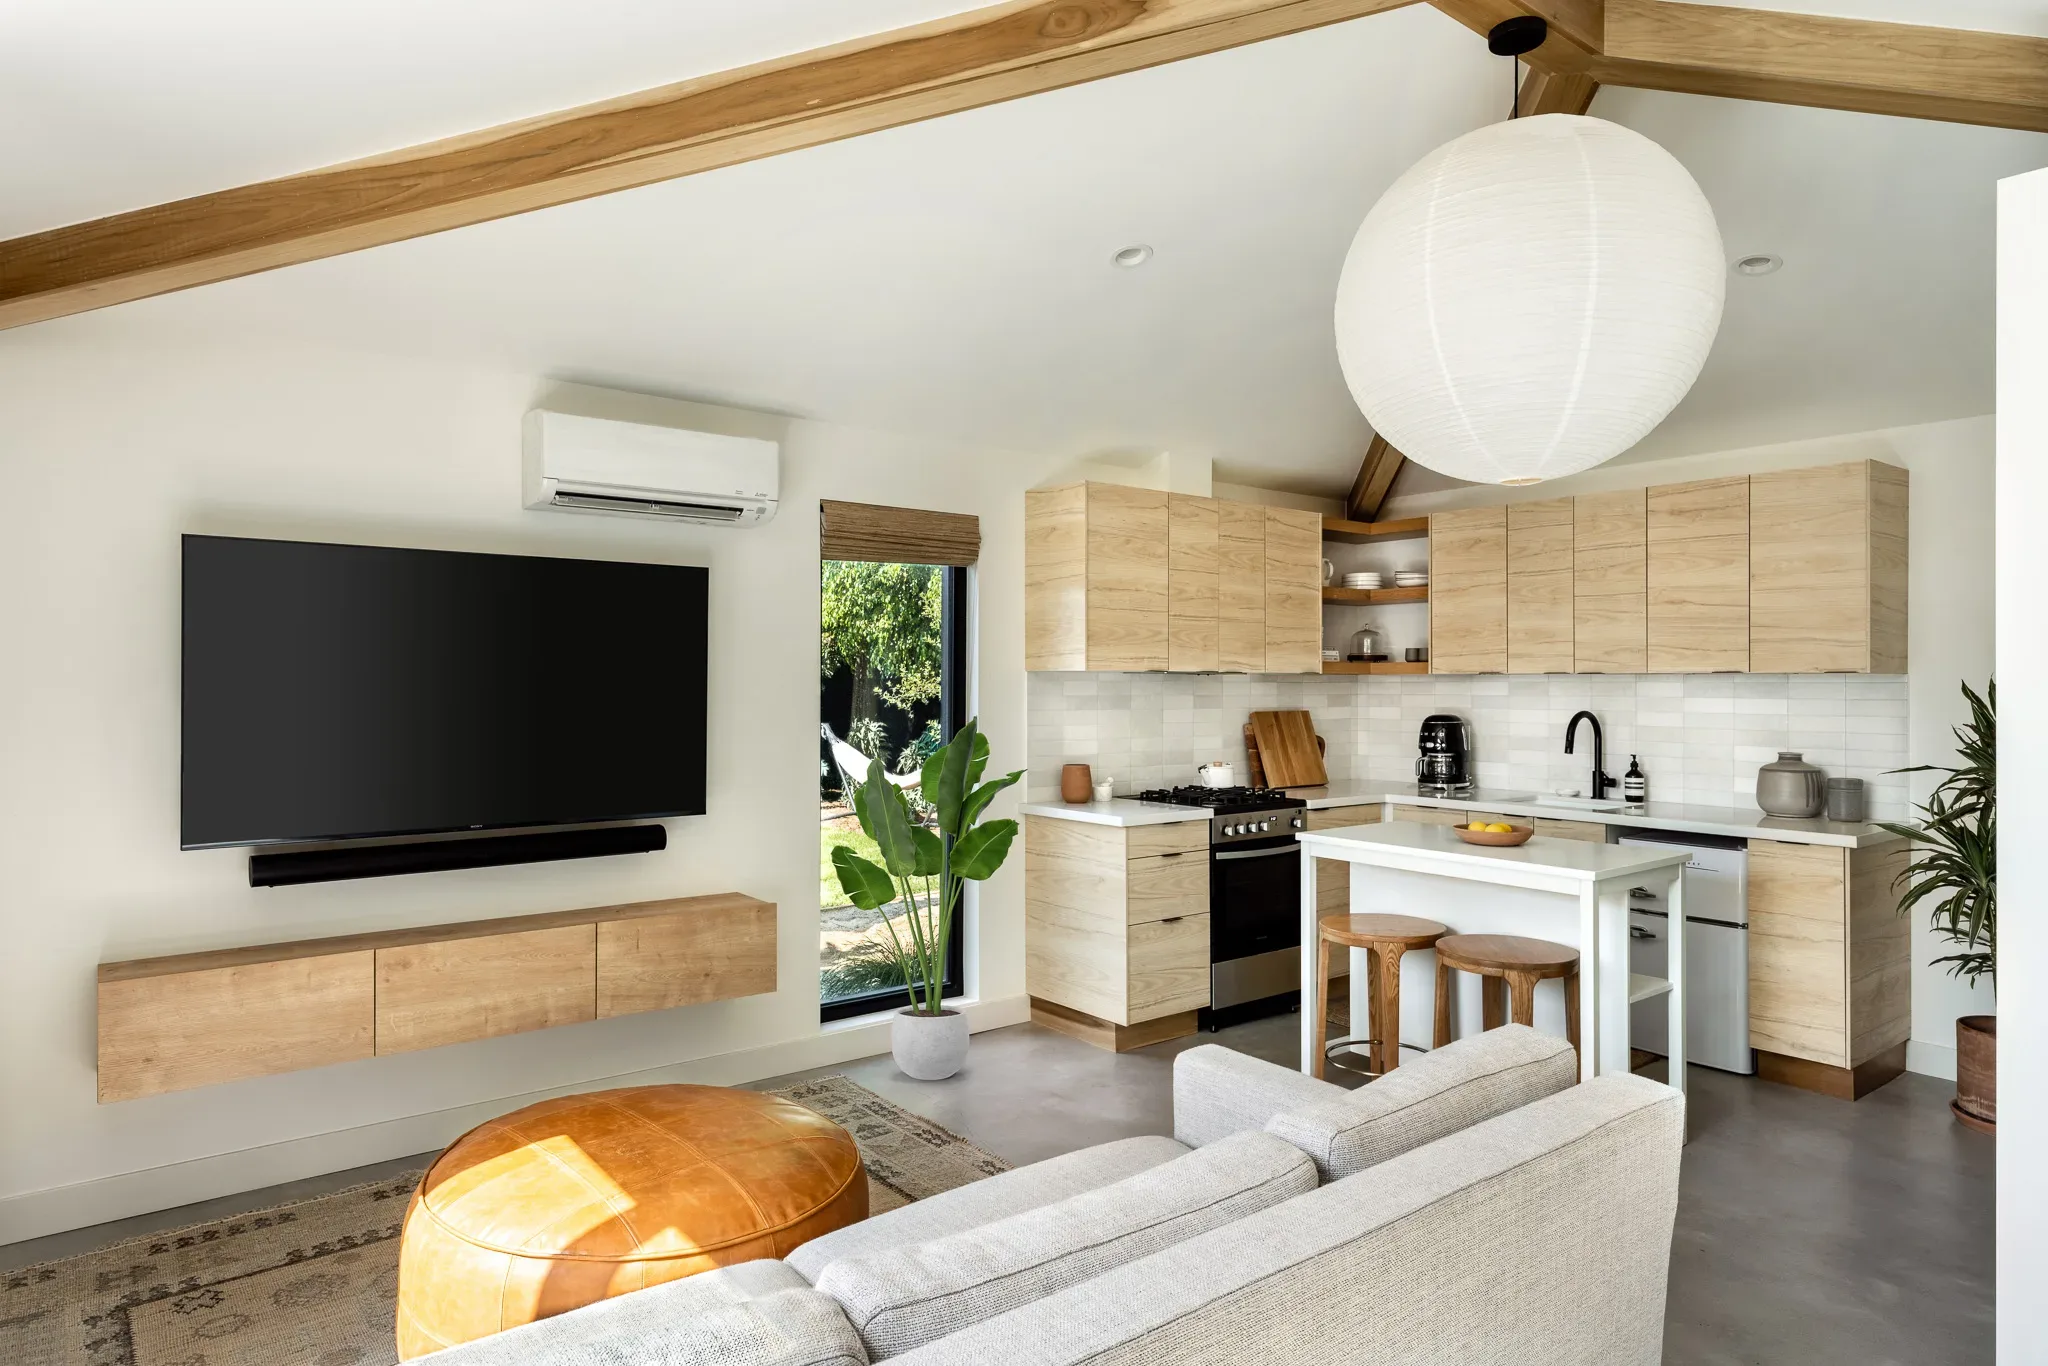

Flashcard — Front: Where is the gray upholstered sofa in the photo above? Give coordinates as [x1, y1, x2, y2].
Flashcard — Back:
[421, 1026, 1683, 1366]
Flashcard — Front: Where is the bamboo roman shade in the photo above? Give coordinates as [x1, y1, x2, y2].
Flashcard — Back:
[819, 500, 980, 566]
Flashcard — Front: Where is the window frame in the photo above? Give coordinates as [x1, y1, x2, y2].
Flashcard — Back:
[820, 563, 969, 1023]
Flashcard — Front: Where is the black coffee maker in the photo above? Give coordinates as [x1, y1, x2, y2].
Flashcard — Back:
[1416, 714, 1473, 795]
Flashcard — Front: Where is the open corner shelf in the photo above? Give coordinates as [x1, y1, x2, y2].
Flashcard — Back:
[1322, 584, 1427, 606]
[1321, 515, 1429, 545]
[1321, 660, 1429, 676]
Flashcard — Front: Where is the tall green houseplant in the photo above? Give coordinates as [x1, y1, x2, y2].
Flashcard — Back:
[1879, 679, 1995, 985]
[831, 717, 1022, 1015]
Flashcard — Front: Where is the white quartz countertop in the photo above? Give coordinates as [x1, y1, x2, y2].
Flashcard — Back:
[1299, 820, 1692, 881]
[1277, 783, 1899, 848]
[1022, 784, 1899, 846]
[1018, 798, 1209, 827]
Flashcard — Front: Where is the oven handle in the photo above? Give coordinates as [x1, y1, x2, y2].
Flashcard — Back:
[1213, 845, 1302, 862]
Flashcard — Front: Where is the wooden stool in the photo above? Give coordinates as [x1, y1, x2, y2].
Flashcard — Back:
[1432, 933, 1581, 1063]
[1314, 913, 1448, 1080]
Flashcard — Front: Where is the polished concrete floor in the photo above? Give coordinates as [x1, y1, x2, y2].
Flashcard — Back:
[5, 1015, 1994, 1364]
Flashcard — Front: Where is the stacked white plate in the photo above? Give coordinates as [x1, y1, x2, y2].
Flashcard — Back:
[1394, 571, 1429, 587]
[1341, 572, 1384, 590]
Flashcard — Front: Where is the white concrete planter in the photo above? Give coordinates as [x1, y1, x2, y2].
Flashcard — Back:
[892, 1007, 969, 1080]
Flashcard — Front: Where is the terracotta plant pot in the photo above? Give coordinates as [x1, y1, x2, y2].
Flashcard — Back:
[1953, 1014, 1996, 1134]
[1060, 763, 1093, 804]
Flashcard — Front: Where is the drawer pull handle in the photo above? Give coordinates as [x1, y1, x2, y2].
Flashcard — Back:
[1160, 916, 1186, 924]
[1155, 851, 1188, 858]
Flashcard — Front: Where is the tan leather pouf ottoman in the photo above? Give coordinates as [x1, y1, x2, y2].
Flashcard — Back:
[395, 1083, 868, 1359]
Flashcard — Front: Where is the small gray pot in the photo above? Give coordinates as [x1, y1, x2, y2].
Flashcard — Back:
[892, 1007, 970, 1080]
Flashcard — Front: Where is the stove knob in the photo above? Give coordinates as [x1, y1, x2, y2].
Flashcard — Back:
[1258, 819, 1272, 832]
[1222, 824, 1237, 836]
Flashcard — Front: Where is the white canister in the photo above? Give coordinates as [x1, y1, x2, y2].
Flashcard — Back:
[1092, 778, 1115, 803]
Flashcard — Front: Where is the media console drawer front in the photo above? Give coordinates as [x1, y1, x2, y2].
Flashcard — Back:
[95, 893, 775, 1101]
[96, 952, 376, 1104]
[375, 923, 598, 1054]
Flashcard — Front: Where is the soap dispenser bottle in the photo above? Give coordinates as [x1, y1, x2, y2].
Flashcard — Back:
[1624, 755, 1647, 806]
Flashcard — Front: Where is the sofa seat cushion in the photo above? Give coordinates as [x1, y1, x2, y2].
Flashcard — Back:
[787, 1134, 1187, 1283]
[814, 1129, 1316, 1360]
[417, 1259, 867, 1366]
[1265, 1023, 1578, 1181]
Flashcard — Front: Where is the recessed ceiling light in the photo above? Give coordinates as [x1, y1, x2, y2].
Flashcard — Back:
[1734, 253, 1783, 277]
[1112, 244, 1154, 268]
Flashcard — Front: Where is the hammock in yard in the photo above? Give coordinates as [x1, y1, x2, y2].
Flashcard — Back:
[821, 722, 921, 793]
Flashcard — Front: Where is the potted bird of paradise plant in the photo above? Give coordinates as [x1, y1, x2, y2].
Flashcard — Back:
[1879, 679, 1995, 1133]
[831, 717, 1021, 1079]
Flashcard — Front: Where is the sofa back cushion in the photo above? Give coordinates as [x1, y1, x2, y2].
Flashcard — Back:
[814, 1129, 1315, 1360]
[1266, 1024, 1577, 1180]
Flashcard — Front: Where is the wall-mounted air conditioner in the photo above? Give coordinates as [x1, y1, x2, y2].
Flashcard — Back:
[522, 410, 779, 526]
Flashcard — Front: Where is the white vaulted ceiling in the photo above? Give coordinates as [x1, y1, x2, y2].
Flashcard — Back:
[7, 1, 2047, 493]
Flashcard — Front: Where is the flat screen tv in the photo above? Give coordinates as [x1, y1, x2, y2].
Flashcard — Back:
[182, 534, 708, 849]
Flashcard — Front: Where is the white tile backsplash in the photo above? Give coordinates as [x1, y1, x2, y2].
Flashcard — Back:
[1026, 672, 1910, 821]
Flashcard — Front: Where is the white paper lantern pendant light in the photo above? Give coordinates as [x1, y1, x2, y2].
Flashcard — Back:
[1334, 18, 1725, 486]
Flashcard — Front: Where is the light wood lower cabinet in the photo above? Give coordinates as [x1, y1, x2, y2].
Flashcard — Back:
[1391, 804, 1471, 826]
[1026, 816, 1210, 1049]
[1534, 818, 1607, 843]
[1747, 838, 1909, 1097]
[96, 894, 776, 1101]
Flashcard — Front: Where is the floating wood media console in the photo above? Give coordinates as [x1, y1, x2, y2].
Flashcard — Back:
[96, 893, 775, 1102]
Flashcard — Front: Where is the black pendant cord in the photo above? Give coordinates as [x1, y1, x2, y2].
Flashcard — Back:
[1487, 15, 1548, 121]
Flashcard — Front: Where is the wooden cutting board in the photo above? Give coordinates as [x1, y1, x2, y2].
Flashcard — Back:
[1244, 723, 1325, 790]
[1250, 710, 1326, 788]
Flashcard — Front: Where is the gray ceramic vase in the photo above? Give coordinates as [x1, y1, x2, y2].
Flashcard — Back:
[1756, 751, 1826, 818]
[892, 1007, 970, 1080]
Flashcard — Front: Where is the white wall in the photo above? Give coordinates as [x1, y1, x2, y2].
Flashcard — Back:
[1386, 416, 1998, 1077]
[1996, 165, 2046, 1366]
[0, 324, 1034, 1243]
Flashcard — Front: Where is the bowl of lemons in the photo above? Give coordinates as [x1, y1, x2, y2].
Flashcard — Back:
[1452, 820, 1534, 847]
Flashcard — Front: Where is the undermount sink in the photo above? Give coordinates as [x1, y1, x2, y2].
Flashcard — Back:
[1531, 795, 1626, 812]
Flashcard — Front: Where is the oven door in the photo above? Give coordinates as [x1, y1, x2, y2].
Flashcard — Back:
[1209, 840, 1303, 1011]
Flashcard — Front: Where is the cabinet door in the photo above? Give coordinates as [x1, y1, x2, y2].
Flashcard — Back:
[1746, 840, 1848, 1067]
[1217, 500, 1266, 672]
[1306, 804, 1384, 925]
[1167, 495, 1219, 673]
[1126, 913, 1212, 1022]
[375, 924, 597, 1055]
[1750, 462, 1869, 673]
[1648, 477, 1749, 673]
[1429, 506, 1507, 673]
[1573, 489, 1646, 673]
[1507, 498, 1573, 673]
[1024, 485, 1087, 671]
[1084, 484, 1169, 671]
[1263, 506, 1324, 674]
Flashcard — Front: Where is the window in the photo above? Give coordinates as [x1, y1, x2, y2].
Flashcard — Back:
[818, 560, 970, 1021]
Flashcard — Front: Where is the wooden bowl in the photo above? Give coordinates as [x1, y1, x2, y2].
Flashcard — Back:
[1453, 823, 1534, 847]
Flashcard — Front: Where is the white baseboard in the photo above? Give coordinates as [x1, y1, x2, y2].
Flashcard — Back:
[1907, 1038, 1958, 1081]
[0, 994, 1030, 1247]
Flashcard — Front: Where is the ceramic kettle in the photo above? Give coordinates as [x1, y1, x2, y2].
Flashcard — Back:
[1756, 752, 1826, 818]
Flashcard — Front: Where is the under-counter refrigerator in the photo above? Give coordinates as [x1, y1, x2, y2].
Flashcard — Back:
[1621, 830, 1754, 1075]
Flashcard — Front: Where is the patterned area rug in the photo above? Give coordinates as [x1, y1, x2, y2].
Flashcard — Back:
[3, 1076, 1009, 1366]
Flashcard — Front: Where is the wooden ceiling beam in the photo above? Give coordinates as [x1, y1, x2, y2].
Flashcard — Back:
[1345, 433, 1408, 522]
[0, 0, 1422, 331]
[1591, 0, 2048, 134]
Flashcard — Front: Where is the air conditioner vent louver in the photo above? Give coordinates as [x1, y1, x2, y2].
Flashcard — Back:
[550, 492, 749, 522]
[522, 409, 779, 527]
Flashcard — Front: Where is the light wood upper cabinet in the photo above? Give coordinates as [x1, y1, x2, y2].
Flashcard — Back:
[1507, 498, 1573, 673]
[1262, 507, 1324, 674]
[1024, 483, 1168, 671]
[1026, 484, 1323, 673]
[1750, 460, 1908, 674]
[1167, 495, 1220, 673]
[1217, 499, 1267, 672]
[1573, 489, 1647, 673]
[1429, 506, 1507, 673]
[1648, 477, 1749, 673]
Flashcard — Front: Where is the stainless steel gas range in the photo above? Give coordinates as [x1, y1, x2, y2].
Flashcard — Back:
[1131, 785, 1309, 1029]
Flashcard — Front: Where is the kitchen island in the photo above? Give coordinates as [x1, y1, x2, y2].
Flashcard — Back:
[1298, 822, 1691, 1089]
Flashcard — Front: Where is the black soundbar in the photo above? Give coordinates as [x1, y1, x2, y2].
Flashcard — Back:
[248, 824, 666, 887]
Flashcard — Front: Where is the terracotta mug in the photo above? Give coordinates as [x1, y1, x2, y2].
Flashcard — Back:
[1060, 763, 1094, 803]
